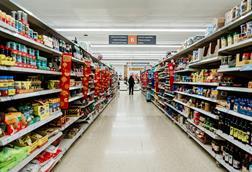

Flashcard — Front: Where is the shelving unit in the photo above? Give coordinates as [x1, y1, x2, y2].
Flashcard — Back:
[140, 3, 252, 171]
[0, 1, 118, 171]
[0, 111, 62, 146]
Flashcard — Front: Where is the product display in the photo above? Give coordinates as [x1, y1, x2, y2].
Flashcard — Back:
[140, 1, 252, 172]
[0, 1, 118, 171]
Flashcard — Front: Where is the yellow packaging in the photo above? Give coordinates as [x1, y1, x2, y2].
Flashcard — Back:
[8, 89, 16, 96]
[33, 102, 49, 120]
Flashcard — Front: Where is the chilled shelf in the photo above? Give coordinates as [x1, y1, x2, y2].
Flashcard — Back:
[216, 130, 252, 154]
[217, 86, 252, 93]
[0, 66, 61, 75]
[9, 132, 62, 172]
[175, 91, 218, 103]
[0, 111, 62, 146]
[0, 89, 61, 102]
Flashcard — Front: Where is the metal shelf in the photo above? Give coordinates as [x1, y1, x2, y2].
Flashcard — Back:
[68, 94, 84, 102]
[187, 119, 222, 140]
[175, 91, 218, 103]
[0, 89, 61, 102]
[217, 66, 241, 73]
[175, 68, 197, 74]
[72, 100, 95, 109]
[174, 99, 219, 119]
[217, 86, 252, 93]
[60, 124, 89, 153]
[164, 92, 175, 97]
[215, 155, 241, 172]
[219, 37, 252, 53]
[60, 116, 80, 131]
[9, 132, 62, 172]
[0, 27, 62, 56]
[187, 131, 216, 158]
[164, 102, 189, 118]
[77, 111, 94, 123]
[188, 56, 221, 67]
[164, 11, 252, 61]
[69, 85, 83, 90]
[0, 111, 62, 146]
[72, 57, 84, 64]
[216, 107, 252, 122]
[216, 130, 252, 154]
[174, 82, 219, 87]
[88, 91, 95, 95]
[218, 64, 252, 73]
[0, 66, 61, 75]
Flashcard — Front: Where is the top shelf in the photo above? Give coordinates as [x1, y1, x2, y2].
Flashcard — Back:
[163, 11, 252, 62]
[0, 26, 62, 56]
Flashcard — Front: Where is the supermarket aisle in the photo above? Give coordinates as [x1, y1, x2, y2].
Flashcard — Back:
[55, 91, 224, 172]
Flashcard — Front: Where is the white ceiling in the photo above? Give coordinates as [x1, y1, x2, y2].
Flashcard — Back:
[13, 0, 240, 65]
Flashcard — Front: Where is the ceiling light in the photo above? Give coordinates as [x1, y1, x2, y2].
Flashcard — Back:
[90, 44, 181, 48]
[55, 28, 205, 32]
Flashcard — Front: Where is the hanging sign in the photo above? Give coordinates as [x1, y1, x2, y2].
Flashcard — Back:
[109, 35, 156, 45]
[60, 54, 72, 109]
[83, 61, 91, 98]
[168, 62, 175, 91]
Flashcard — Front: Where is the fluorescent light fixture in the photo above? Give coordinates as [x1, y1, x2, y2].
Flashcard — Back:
[56, 28, 205, 32]
[91, 44, 181, 48]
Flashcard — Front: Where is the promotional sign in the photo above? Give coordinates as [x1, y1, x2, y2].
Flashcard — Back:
[168, 62, 175, 91]
[154, 71, 159, 93]
[60, 54, 72, 109]
[141, 71, 148, 88]
[83, 61, 91, 98]
[94, 67, 101, 96]
[109, 35, 156, 45]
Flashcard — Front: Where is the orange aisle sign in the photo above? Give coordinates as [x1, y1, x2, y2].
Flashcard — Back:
[128, 35, 137, 44]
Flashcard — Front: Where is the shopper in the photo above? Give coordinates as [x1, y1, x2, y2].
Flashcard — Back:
[128, 75, 135, 95]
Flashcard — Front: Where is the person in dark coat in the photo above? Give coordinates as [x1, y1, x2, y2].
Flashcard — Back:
[128, 75, 135, 95]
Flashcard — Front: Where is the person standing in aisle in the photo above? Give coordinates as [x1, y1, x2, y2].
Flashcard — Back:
[128, 75, 135, 95]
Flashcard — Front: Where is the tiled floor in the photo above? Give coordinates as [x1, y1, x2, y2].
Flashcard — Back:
[54, 91, 224, 172]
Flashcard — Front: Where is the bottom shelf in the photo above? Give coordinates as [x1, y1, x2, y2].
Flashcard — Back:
[10, 132, 63, 172]
[150, 100, 241, 172]
[50, 96, 115, 170]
